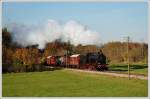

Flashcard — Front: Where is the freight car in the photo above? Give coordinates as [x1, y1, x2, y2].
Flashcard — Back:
[47, 56, 56, 65]
[69, 54, 87, 68]
[47, 56, 62, 66]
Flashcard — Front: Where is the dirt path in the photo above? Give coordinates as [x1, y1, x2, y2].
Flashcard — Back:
[65, 68, 148, 80]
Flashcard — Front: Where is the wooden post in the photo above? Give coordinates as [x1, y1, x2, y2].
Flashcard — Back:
[66, 53, 67, 68]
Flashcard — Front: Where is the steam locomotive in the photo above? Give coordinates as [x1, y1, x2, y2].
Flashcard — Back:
[46, 51, 108, 71]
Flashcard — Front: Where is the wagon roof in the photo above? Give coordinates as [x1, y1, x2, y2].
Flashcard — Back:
[70, 54, 80, 57]
[47, 56, 52, 58]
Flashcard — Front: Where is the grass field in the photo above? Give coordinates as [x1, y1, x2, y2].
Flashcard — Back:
[109, 63, 148, 76]
[3, 69, 147, 97]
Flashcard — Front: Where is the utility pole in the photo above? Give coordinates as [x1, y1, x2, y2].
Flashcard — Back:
[66, 50, 68, 68]
[66, 40, 70, 68]
[126, 36, 130, 80]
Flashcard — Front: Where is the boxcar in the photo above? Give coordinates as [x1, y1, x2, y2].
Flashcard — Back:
[46, 56, 56, 65]
[70, 54, 80, 65]
[69, 54, 86, 68]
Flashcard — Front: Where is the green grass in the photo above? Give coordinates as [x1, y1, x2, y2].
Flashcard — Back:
[2, 69, 147, 97]
[108, 63, 148, 76]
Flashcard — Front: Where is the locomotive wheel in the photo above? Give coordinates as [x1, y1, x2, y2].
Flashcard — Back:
[96, 65, 108, 71]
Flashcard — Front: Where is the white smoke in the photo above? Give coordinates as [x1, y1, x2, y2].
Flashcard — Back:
[8, 20, 101, 49]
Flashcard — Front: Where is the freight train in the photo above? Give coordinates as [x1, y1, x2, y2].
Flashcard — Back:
[46, 51, 108, 71]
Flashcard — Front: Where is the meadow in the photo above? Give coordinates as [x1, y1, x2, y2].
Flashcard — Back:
[109, 63, 148, 76]
[3, 69, 147, 97]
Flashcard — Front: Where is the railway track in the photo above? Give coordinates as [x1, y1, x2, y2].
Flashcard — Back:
[65, 68, 148, 80]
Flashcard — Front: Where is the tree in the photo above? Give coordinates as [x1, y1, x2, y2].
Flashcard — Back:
[2, 27, 12, 47]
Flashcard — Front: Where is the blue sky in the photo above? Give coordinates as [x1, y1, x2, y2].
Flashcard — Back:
[2, 2, 148, 43]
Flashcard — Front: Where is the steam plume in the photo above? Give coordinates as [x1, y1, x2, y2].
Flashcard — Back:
[9, 20, 101, 49]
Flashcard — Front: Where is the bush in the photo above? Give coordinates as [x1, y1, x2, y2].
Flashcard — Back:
[33, 65, 43, 72]
[2, 63, 14, 73]
[13, 59, 23, 73]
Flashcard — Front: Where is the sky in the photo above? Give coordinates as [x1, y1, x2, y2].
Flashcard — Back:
[2, 2, 148, 44]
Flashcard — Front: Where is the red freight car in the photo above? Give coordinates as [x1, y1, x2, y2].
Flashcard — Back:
[69, 54, 86, 68]
[70, 54, 80, 68]
[46, 56, 56, 65]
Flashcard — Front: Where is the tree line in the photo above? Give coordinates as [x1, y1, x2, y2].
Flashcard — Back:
[2, 27, 148, 73]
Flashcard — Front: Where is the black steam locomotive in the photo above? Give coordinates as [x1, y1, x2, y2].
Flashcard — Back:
[86, 51, 108, 71]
